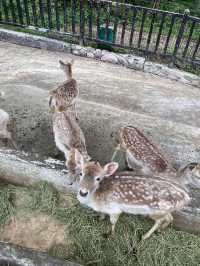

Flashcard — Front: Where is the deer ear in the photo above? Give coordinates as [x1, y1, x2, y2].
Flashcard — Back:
[75, 149, 84, 169]
[103, 162, 119, 177]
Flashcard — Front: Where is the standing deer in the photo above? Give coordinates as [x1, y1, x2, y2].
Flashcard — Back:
[111, 126, 176, 176]
[49, 59, 78, 120]
[51, 109, 90, 183]
[111, 126, 200, 187]
[75, 149, 190, 240]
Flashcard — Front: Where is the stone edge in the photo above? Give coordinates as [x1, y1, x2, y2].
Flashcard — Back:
[0, 28, 199, 88]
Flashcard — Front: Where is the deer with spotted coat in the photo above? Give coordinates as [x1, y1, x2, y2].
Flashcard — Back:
[49, 59, 78, 120]
[74, 149, 190, 240]
[49, 60, 90, 182]
[111, 126, 200, 188]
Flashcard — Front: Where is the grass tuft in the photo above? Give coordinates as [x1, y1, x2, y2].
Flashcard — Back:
[26, 182, 59, 215]
[0, 186, 15, 225]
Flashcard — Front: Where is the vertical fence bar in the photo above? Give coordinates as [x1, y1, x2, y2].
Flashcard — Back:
[173, 10, 190, 59]
[71, 0, 76, 34]
[16, 0, 23, 25]
[154, 12, 166, 52]
[192, 35, 200, 61]
[63, 0, 68, 32]
[47, 0, 52, 29]
[0, 0, 2, 22]
[113, 0, 120, 43]
[55, 0, 60, 31]
[120, 4, 129, 45]
[88, 0, 93, 38]
[23, 0, 30, 25]
[138, 9, 147, 48]
[96, 1, 100, 39]
[79, 0, 85, 44]
[146, 11, 156, 51]
[2, 0, 9, 22]
[105, 1, 111, 41]
[9, 0, 17, 23]
[129, 6, 137, 47]
[164, 14, 176, 54]
[30, 0, 37, 26]
[39, 0, 45, 28]
[183, 20, 196, 58]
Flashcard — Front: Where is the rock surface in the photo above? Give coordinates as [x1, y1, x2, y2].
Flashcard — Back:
[0, 241, 81, 266]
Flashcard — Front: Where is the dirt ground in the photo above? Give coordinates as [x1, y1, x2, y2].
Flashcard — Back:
[0, 41, 200, 168]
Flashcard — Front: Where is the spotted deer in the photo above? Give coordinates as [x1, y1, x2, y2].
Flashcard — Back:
[0, 109, 16, 149]
[49, 59, 78, 120]
[111, 126, 200, 188]
[52, 108, 90, 169]
[75, 149, 190, 240]
[111, 126, 176, 176]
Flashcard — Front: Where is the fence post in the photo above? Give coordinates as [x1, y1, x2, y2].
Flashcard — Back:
[79, 0, 85, 46]
[172, 9, 190, 64]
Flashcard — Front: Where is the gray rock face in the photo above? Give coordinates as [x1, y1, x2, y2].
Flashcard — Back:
[101, 52, 119, 64]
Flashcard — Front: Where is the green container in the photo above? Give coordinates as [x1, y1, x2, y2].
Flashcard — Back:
[98, 25, 114, 42]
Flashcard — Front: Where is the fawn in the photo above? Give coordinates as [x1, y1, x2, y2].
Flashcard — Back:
[111, 126, 200, 188]
[52, 109, 91, 182]
[111, 126, 176, 175]
[0, 109, 16, 149]
[75, 149, 190, 240]
[49, 59, 78, 120]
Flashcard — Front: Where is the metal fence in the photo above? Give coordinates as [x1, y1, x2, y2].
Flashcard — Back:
[0, 0, 200, 68]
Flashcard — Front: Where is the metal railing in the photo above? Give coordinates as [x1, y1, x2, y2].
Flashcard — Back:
[0, 0, 200, 69]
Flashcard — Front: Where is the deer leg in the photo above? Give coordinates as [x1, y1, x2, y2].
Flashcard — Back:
[159, 213, 173, 231]
[109, 213, 121, 235]
[74, 103, 78, 121]
[142, 216, 166, 240]
[111, 144, 121, 161]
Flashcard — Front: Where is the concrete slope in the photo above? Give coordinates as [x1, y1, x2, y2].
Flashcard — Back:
[1, 41, 200, 128]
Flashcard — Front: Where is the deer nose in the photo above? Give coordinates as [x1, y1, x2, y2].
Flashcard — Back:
[79, 190, 88, 197]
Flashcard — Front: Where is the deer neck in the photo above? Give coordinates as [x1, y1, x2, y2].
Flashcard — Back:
[65, 66, 72, 80]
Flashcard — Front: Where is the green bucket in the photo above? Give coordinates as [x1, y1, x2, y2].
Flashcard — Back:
[98, 25, 114, 42]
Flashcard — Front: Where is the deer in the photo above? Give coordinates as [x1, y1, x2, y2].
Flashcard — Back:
[74, 149, 190, 240]
[49, 59, 78, 120]
[51, 109, 91, 184]
[0, 109, 17, 149]
[110, 126, 200, 188]
[111, 126, 176, 176]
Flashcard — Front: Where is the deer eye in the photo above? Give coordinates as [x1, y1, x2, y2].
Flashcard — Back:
[79, 173, 83, 176]
[96, 177, 100, 182]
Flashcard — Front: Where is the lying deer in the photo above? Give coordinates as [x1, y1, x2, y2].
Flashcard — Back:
[49, 59, 78, 120]
[0, 109, 16, 149]
[75, 149, 190, 240]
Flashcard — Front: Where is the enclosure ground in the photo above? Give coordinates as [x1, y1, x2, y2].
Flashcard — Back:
[1, 40, 200, 265]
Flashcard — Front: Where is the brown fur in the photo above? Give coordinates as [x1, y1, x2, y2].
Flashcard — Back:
[119, 126, 173, 174]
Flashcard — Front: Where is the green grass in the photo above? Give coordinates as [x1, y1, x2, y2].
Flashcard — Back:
[0, 182, 200, 266]
[0, 185, 15, 225]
